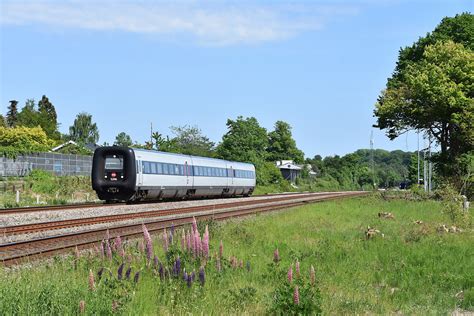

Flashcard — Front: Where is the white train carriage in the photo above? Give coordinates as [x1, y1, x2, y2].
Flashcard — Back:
[91, 146, 255, 202]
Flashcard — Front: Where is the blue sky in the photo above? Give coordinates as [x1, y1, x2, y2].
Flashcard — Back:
[0, 1, 471, 157]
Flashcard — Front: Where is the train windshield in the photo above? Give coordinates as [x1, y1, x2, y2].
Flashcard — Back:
[105, 155, 123, 170]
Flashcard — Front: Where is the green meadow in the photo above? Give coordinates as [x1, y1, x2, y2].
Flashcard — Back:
[1, 195, 472, 315]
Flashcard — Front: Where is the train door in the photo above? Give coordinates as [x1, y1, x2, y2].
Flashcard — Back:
[137, 160, 143, 186]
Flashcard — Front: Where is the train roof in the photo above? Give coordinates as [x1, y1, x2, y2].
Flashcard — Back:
[130, 147, 254, 167]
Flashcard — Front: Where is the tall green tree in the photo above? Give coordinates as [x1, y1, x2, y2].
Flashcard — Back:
[17, 99, 41, 128]
[38, 95, 60, 139]
[68, 112, 99, 144]
[374, 13, 474, 187]
[216, 116, 268, 162]
[114, 132, 133, 147]
[6, 100, 18, 127]
[267, 121, 304, 163]
[168, 125, 215, 157]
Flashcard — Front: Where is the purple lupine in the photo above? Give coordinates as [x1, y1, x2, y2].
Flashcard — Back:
[186, 273, 192, 288]
[287, 265, 293, 283]
[181, 230, 186, 250]
[88, 269, 95, 291]
[79, 300, 85, 314]
[125, 267, 132, 280]
[134, 271, 140, 283]
[176, 256, 181, 275]
[182, 268, 187, 281]
[106, 240, 113, 260]
[293, 285, 300, 305]
[153, 255, 159, 269]
[310, 265, 316, 286]
[99, 241, 105, 258]
[117, 263, 124, 280]
[191, 271, 196, 282]
[295, 259, 300, 278]
[199, 266, 205, 286]
[97, 267, 104, 280]
[158, 262, 164, 280]
[105, 229, 110, 242]
[192, 217, 198, 235]
[273, 248, 280, 263]
[169, 224, 175, 244]
[115, 236, 123, 256]
[219, 240, 224, 259]
[142, 224, 153, 261]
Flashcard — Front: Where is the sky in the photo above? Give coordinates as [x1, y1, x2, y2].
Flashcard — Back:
[0, 0, 471, 158]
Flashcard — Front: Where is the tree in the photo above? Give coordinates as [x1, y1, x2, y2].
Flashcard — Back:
[267, 121, 304, 163]
[114, 132, 133, 147]
[68, 112, 99, 144]
[168, 125, 215, 157]
[216, 116, 269, 163]
[6, 100, 18, 127]
[375, 40, 473, 178]
[38, 95, 60, 139]
[17, 99, 41, 128]
[0, 115, 6, 127]
[0, 126, 53, 157]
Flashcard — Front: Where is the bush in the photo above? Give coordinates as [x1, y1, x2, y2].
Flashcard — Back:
[254, 160, 284, 186]
[436, 183, 472, 227]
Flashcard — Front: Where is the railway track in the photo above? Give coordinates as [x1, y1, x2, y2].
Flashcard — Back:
[0, 191, 367, 266]
[0, 192, 308, 215]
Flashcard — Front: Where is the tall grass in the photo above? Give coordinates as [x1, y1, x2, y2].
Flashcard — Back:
[0, 196, 472, 314]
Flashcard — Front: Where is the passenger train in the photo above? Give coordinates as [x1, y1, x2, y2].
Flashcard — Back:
[91, 146, 256, 202]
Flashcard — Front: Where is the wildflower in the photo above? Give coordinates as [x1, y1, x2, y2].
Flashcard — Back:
[134, 271, 140, 283]
[142, 224, 153, 260]
[79, 300, 85, 314]
[97, 267, 104, 280]
[125, 267, 132, 280]
[219, 240, 224, 259]
[295, 259, 300, 278]
[273, 248, 280, 263]
[246, 261, 251, 272]
[176, 256, 181, 275]
[138, 240, 145, 253]
[181, 230, 186, 250]
[88, 269, 95, 291]
[186, 230, 192, 252]
[99, 241, 105, 258]
[191, 271, 196, 282]
[293, 285, 299, 305]
[287, 265, 293, 283]
[117, 263, 124, 280]
[93, 244, 99, 256]
[182, 268, 187, 281]
[192, 217, 198, 234]
[115, 236, 123, 256]
[106, 240, 112, 260]
[153, 255, 159, 269]
[158, 262, 164, 280]
[186, 273, 192, 288]
[199, 266, 205, 286]
[105, 229, 110, 242]
[310, 265, 316, 286]
[202, 225, 210, 257]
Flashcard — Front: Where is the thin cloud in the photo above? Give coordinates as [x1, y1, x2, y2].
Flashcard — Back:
[0, 1, 359, 45]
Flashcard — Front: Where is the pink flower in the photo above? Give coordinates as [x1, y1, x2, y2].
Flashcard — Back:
[192, 217, 198, 235]
[79, 300, 85, 313]
[287, 265, 293, 283]
[273, 248, 280, 263]
[295, 259, 300, 278]
[310, 265, 316, 286]
[99, 241, 105, 258]
[142, 224, 153, 260]
[293, 285, 299, 305]
[115, 236, 124, 257]
[105, 240, 112, 260]
[88, 269, 95, 291]
[219, 240, 224, 259]
[186, 230, 191, 252]
[105, 229, 110, 242]
[202, 225, 210, 258]
[181, 230, 186, 250]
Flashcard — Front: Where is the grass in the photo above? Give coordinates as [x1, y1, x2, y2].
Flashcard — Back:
[0, 195, 473, 314]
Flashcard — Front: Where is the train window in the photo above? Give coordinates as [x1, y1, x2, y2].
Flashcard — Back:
[178, 165, 184, 175]
[163, 163, 169, 175]
[105, 155, 123, 170]
[175, 165, 180, 175]
[143, 162, 150, 174]
[157, 163, 163, 174]
[150, 162, 156, 174]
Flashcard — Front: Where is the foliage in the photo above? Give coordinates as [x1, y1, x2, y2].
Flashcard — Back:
[267, 121, 304, 164]
[0, 126, 53, 157]
[0, 114, 6, 127]
[436, 183, 472, 227]
[54, 143, 93, 155]
[6, 100, 18, 127]
[16, 96, 60, 140]
[151, 125, 215, 157]
[254, 160, 285, 186]
[114, 132, 133, 147]
[68, 112, 100, 145]
[216, 116, 269, 163]
[374, 13, 474, 190]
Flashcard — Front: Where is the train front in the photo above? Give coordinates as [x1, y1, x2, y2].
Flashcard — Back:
[91, 146, 137, 202]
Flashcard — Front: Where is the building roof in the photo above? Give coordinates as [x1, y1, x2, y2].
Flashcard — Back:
[276, 162, 302, 170]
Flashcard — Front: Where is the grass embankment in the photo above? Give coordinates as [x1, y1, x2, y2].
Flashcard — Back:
[0, 195, 472, 314]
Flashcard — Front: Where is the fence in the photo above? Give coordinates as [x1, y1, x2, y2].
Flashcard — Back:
[0, 152, 92, 177]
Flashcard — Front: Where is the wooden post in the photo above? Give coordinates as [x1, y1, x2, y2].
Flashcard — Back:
[16, 190, 20, 203]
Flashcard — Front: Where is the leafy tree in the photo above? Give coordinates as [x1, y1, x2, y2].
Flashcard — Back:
[168, 125, 215, 157]
[114, 132, 133, 147]
[0, 115, 7, 127]
[267, 121, 304, 163]
[6, 100, 18, 127]
[216, 116, 268, 163]
[0, 126, 53, 157]
[38, 95, 60, 139]
[17, 99, 41, 128]
[68, 112, 99, 144]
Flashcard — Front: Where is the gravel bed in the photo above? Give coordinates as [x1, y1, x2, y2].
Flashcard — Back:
[0, 195, 331, 244]
[0, 192, 338, 227]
